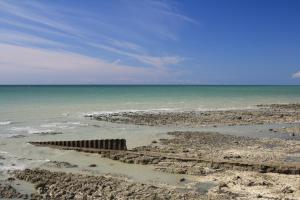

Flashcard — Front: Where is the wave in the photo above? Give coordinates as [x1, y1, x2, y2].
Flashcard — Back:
[0, 121, 12, 125]
[40, 123, 69, 129]
[6, 121, 88, 138]
[196, 106, 258, 112]
[0, 157, 50, 172]
[83, 108, 178, 117]
[10, 126, 55, 134]
[0, 150, 9, 155]
[82, 106, 262, 117]
[83, 106, 260, 117]
[0, 164, 26, 171]
[40, 121, 88, 128]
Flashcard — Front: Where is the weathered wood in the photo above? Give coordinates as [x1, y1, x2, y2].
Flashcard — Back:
[30, 139, 127, 150]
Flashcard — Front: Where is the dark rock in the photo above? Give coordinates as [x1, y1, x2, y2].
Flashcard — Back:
[281, 186, 294, 194]
[6, 177, 15, 182]
[179, 178, 186, 182]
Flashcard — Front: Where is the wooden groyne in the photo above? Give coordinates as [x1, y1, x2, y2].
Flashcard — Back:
[29, 139, 300, 175]
[29, 139, 127, 150]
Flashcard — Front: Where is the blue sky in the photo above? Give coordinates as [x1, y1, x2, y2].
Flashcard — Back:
[0, 0, 299, 84]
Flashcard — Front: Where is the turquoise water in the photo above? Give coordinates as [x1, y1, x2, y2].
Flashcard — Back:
[1, 85, 300, 107]
[1, 85, 300, 137]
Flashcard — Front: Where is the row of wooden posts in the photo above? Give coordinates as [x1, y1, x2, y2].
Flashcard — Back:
[30, 139, 127, 150]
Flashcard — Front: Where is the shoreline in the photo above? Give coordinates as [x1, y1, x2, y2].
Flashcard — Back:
[87, 104, 300, 127]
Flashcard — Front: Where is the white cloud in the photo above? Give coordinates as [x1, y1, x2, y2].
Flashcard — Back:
[0, 1, 81, 37]
[144, 0, 198, 25]
[88, 43, 184, 69]
[0, 44, 177, 84]
[292, 71, 300, 78]
[0, 31, 66, 48]
[109, 39, 143, 51]
[0, 0, 190, 84]
[0, 1, 185, 69]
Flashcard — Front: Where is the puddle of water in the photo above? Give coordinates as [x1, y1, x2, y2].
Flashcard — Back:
[38, 148, 198, 187]
[0, 172, 36, 197]
[284, 153, 300, 162]
[194, 181, 216, 194]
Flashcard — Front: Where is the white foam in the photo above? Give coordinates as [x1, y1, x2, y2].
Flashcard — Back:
[0, 165, 26, 171]
[67, 121, 86, 126]
[41, 121, 88, 129]
[0, 121, 12, 125]
[40, 123, 68, 129]
[83, 106, 261, 117]
[196, 106, 257, 112]
[0, 151, 9, 155]
[0, 158, 50, 172]
[62, 112, 70, 116]
[83, 108, 177, 117]
[10, 126, 55, 134]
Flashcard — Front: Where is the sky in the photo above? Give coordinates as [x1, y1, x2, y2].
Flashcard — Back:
[0, 0, 300, 85]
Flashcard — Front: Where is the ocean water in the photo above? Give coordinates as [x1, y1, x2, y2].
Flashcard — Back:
[1, 85, 300, 137]
[0, 85, 300, 184]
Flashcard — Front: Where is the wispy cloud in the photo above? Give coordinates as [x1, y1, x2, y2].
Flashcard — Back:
[0, 44, 176, 84]
[0, 0, 193, 83]
[109, 39, 143, 52]
[292, 71, 300, 79]
[0, 31, 67, 48]
[88, 43, 184, 69]
[145, 0, 199, 25]
[0, 1, 82, 37]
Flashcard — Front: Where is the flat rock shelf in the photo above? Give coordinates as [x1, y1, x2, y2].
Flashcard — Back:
[29, 139, 300, 175]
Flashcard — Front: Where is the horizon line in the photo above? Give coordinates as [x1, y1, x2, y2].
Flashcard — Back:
[1, 84, 300, 86]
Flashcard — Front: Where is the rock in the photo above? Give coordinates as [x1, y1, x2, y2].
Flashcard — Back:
[219, 182, 228, 188]
[88, 104, 300, 127]
[12, 169, 203, 199]
[6, 177, 15, 182]
[281, 186, 294, 194]
[179, 178, 186, 182]
[223, 154, 241, 160]
[42, 161, 78, 168]
[0, 183, 23, 198]
[88, 164, 97, 167]
[34, 131, 63, 136]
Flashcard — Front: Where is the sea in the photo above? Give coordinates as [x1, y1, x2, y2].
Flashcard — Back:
[0, 85, 300, 185]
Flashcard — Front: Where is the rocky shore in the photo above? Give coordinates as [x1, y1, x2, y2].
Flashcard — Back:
[11, 169, 204, 200]
[2, 137, 299, 199]
[87, 104, 300, 126]
[83, 131, 300, 199]
[0, 182, 29, 199]
[206, 170, 300, 199]
[1, 103, 300, 199]
[96, 131, 299, 174]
